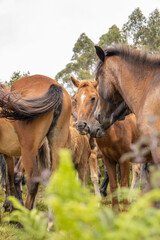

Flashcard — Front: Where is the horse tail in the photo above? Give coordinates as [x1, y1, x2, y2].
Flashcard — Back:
[0, 84, 63, 121]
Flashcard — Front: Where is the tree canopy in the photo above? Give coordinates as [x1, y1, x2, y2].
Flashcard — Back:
[98, 25, 122, 48]
[7, 8, 160, 94]
[55, 8, 160, 94]
[55, 33, 96, 93]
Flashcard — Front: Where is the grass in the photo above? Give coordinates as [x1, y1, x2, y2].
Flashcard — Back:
[0, 182, 47, 240]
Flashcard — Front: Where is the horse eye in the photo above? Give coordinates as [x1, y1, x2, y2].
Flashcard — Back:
[91, 97, 96, 102]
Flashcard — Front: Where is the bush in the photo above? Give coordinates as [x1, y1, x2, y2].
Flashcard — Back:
[7, 149, 160, 240]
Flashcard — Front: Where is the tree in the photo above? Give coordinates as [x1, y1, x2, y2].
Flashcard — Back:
[98, 25, 122, 48]
[121, 8, 147, 45]
[8, 71, 30, 86]
[55, 33, 96, 93]
[71, 33, 96, 72]
[145, 9, 160, 52]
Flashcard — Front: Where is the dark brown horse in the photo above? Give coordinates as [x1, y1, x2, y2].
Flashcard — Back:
[94, 45, 160, 163]
[0, 75, 71, 210]
[71, 77, 141, 210]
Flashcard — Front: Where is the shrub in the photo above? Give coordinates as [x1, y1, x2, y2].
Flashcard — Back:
[7, 149, 160, 240]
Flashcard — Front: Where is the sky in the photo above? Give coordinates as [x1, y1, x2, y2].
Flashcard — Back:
[0, 0, 159, 83]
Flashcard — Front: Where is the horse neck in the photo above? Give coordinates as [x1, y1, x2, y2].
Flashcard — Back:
[108, 57, 153, 114]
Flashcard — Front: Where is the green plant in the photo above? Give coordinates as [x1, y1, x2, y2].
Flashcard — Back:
[6, 149, 160, 240]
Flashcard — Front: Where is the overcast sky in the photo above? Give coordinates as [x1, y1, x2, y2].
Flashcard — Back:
[0, 0, 159, 82]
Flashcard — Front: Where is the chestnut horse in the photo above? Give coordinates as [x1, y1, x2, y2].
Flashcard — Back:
[71, 77, 140, 209]
[0, 75, 71, 210]
[94, 45, 160, 163]
[70, 96, 101, 196]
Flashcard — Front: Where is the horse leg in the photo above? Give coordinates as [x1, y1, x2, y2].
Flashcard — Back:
[88, 150, 101, 197]
[0, 155, 10, 211]
[48, 110, 71, 171]
[131, 163, 140, 189]
[99, 163, 109, 197]
[4, 156, 15, 196]
[117, 164, 121, 185]
[103, 158, 119, 210]
[14, 157, 24, 205]
[76, 161, 89, 187]
[120, 160, 130, 210]
[21, 149, 39, 210]
[4, 155, 16, 211]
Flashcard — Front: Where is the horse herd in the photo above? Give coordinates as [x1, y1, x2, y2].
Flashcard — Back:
[0, 44, 159, 214]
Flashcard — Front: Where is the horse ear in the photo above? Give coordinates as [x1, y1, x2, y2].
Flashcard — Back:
[70, 76, 80, 88]
[92, 81, 98, 88]
[95, 45, 105, 62]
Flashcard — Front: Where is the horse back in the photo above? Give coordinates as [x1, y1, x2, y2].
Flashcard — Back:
[11, 74, 63, 98]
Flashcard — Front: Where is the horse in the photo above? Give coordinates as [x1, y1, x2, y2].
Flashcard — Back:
[71, 77, 142, 210]
[0, 75, 71, 210]
[70, 96, 101, 196]
[94, 45, 160, 164]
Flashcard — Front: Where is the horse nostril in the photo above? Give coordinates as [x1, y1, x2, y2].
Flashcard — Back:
[76, 121, 87, 129]
[96, 127, 100, 135]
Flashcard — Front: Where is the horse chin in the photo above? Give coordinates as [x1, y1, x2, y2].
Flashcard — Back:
[100, 118, 111, 129]
[79, 131, 88, 135]
[76, 128, 88, 135]
[90, 128, 106, 138]
[96, 131, 106, 138]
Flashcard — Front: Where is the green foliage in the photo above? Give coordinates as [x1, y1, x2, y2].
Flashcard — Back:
[55, 33, 95, 93]
[55, 7, 160, 95]
[8, 71, 30, 86]
[7, 149, 160, 240]
[121, 7, 147, 45]
[71, 33, 96, 71]
[98, 25, 122, 48]
[145, 9, 160, 52]
[6, 197, 49, 240]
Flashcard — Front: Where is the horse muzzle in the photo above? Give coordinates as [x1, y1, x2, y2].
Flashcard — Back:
[75, 121, 90, 135]
[89, 126, 106, 138]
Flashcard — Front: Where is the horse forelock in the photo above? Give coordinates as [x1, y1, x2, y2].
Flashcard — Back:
[78, 80, 93, 89]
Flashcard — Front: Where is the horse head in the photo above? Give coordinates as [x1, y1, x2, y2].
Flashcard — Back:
[71, 76, 106, 138]
[94, 45, 131, 127]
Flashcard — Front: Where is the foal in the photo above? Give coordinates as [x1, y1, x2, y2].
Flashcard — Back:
[70, 97, 101, 196]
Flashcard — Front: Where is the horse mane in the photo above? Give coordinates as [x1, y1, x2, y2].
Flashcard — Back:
[95, 45, 160, 75]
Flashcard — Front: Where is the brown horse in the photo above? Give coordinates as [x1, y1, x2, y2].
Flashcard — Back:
[0, 84, 52, 211]
[70, 96, 101, 196]
[0, 75, 71, 210]
[94, 45, 160, 163]
[71, 77, 141, 209]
